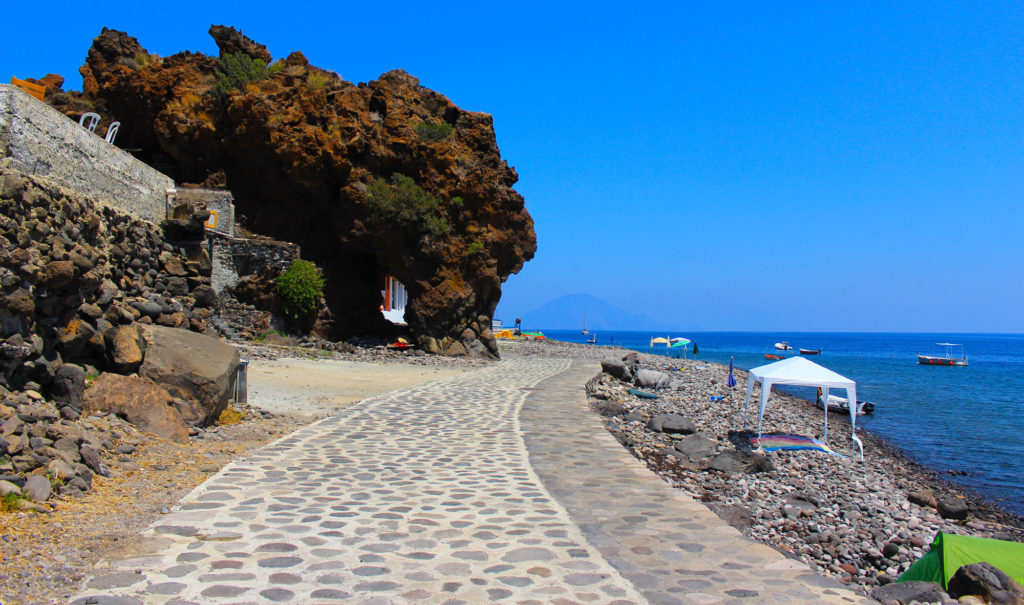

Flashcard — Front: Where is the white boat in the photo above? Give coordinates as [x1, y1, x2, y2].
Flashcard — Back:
[774, 341, 793, 351]
[917, 343, 968, 367]
[581, 312, 588, 335]
[816, 393, 876, 415]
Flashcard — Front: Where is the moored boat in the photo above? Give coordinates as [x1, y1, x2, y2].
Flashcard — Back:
[774, 341, 793, 351]
[765, 353, 785, 360]
[799, 348, 821, 355]
[917, 343, 968, 367]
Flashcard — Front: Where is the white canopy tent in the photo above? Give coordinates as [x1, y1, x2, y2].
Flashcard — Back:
[742, 357, 864, 460]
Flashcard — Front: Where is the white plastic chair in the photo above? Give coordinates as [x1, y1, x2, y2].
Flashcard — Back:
[105, 122, 120, 144]
[79, 112, 100, 132]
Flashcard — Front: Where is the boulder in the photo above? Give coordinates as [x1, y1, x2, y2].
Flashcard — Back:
[600, 359, 628, 380]
[947, 562, 1024, 604]
[936, 495, 969, 520]
[139, 325, 239, 426]
[635, 369, 669, 389]
[82, 373, 189, 442]
[23, 474, 51, 502]
[708, 449, 750, 474]
[51, 364, 86, 408]
[672, 433, 718, 461]
[40, 260, 74, 290]
[873, 580, 949, 604]
[908, 489, 938, 508]
[647, 413, 695, 435]
[106, 324, 146, 373]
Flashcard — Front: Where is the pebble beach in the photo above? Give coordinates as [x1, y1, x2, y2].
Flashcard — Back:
[500, 336, 1024, 593]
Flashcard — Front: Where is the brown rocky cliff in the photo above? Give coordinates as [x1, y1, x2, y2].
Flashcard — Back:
[67, 26, 536, 357]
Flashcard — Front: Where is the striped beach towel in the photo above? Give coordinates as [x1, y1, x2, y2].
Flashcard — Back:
[750, 433, 841, 456]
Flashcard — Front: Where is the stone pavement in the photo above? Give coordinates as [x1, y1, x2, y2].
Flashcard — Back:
[74, 356, 873, 604]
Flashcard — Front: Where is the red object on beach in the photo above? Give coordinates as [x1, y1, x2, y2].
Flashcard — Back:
[388, 341, 409, 350]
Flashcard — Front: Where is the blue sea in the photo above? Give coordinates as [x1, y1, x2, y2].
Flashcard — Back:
[539, 330, 1024, 517]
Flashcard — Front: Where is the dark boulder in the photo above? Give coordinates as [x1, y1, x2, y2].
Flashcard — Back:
[936, 496, 969, 520]
[647, 413, 695, 435]
[947, 562, 1024, 604]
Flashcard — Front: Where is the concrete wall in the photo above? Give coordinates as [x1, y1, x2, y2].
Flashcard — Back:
[0, 84, 173, 225]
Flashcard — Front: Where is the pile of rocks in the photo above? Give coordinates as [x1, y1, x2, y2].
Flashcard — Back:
[583, 351, 1024, 593]
[0, 165, 218, 398]
[2, 386, 150, 509]
[0, 166, 252, 505]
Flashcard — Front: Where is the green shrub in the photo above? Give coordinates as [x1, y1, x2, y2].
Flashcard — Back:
[467, 241, 484, 255]
[450, 196, 464, 208]
[414, 122, 453, 142]
[366, 174, 451, 236]
[274, 260, 325, 318]
[214, 53, 280, 94]
[0, 492, 24, 513]
[307, 72, 328, 90]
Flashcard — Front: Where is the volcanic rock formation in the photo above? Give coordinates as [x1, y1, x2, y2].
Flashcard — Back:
[59, 26, 536, 357]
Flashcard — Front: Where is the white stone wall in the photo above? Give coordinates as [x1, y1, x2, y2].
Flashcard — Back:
[0, 84, 173, 225]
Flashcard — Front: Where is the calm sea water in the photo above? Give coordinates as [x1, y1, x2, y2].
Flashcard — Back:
[539, 330, 1024, 517]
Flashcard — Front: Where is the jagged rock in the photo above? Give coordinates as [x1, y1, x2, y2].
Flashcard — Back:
[873, 580, 949, 604]
[106, 324, 146, 373]
[50, 364, 86, 408]
[947, 562, 1024, 604]
[208, 24, 272, 63]
[82, 373, 189, 442]
[78, 444, 109, 477]
[138, 325, 239, 426]
[40, 260, 74, 290]
[71, 27, 536, 357]
[56, 318, 95, 358]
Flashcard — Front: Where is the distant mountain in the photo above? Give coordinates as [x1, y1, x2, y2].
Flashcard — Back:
[515, 294, 670, 331]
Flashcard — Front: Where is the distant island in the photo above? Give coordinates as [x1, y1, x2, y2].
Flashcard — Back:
[505, 293, 686, 331]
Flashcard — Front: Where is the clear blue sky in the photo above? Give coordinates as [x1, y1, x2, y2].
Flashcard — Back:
[4, 1, 1022, 332]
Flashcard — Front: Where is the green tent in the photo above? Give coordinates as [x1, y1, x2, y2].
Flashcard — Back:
[897, 532, 1024, 588]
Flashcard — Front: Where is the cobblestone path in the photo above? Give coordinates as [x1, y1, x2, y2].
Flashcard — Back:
[74, 356, 872, 604]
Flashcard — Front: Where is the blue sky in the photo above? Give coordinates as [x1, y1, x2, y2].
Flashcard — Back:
[4, 1, 1022, 332]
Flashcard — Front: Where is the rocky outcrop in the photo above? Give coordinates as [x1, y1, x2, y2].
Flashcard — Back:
[138, 325, 239, 426]
[56, 26, 536, 358]
[82, 373, 189, 442]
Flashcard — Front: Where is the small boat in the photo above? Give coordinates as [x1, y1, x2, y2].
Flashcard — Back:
[586, 332, 597, 344]
[918, 343, 968, 367]
[774, 341, 793, 351]
[816, 394, 875, 415]
[799, 348, 821, 355]
[765, 353, 785, 360]
[581, 312, 588, 336]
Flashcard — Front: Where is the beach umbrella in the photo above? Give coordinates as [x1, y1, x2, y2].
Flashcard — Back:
[727, 356, 737, 388]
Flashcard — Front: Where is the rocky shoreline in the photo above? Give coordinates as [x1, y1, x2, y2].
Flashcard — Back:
[501, 337, 1024, 598]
